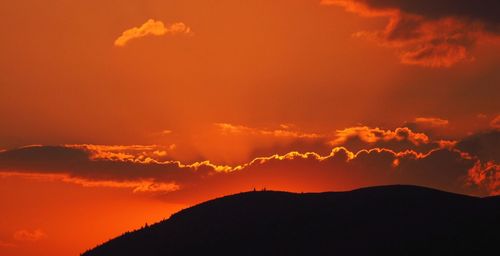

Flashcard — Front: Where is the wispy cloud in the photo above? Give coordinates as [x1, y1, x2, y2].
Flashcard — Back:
[13, 229, 46, 242]
[322, 0, 500, 67]
[215, 123, 323, 139]
[491, 115, 500, 129]
[414, 117, 449, 127]
[467, 160, 500, 195]
[65, 144, 176, 162]
[0, 240, 16, 248]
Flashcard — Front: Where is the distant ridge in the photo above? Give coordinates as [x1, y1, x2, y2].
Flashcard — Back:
[83, 185, 500, 256]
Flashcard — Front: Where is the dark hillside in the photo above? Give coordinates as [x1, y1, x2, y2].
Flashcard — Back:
[83, 185, 500, 256]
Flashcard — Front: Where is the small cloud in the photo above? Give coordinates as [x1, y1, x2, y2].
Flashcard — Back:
[279, 123, 297, 130]
[0, 240, 16, 248]
[62, 177, 180, 193]
[160, 130, 173, 135]
[490, 115, 500, 129]
[414, 117, 449, 127]
[214, 123, 322, 139]
[153, 150, 167, 157]
[467, 160, 500, 195]
[132, 182, 180, 193]
[331, 126, 430, 149]
[13, 229, 46, 242]
[65, 144, 175, 162]
[477, 113, 488, 119]
[114, 19, 192, 47]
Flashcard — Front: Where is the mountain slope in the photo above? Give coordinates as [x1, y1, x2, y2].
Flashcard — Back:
[83, 185, 500, 256]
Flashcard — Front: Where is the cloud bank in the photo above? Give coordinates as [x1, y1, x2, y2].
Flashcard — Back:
[0, 128, 498, 202]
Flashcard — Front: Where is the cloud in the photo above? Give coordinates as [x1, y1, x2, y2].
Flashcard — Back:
[456, 130, 499, 162]
[0, 145, 224, 193]
[114, 19, 191, 47]
[196, 123, 331, 164]
[62, 176, 180, 193]
[414, 117, 449, 127]
[65, 144, 176, 163]
[215, 123, 323, 139]
[13, 229, 46, 242]
[211, 123, 438, 161]
[0, 145, 492, 199]
[0, 128, 498, 200]
[322, 0, 500, 67]
[477, 113, 488, 119]
[160, 130, 173, 136]
[330, 126, 433, 152]
[467, 160, 500, 195]
[158, 146, 488, 203]
[0, 240, 16, 248]
[490, 115, 500, 129]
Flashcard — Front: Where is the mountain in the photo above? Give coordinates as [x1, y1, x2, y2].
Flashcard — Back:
[82, 185, 500, 256]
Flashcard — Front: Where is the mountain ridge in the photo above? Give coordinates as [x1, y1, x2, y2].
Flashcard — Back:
[83, 185, 500, 256]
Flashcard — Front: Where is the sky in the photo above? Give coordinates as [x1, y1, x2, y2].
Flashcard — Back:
[0, 0, 499, 255]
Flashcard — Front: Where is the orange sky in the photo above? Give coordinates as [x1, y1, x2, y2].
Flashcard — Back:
[1, 0, 499, 255]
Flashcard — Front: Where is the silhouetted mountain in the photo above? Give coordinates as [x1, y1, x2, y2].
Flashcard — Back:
[83, 185, 500, 256]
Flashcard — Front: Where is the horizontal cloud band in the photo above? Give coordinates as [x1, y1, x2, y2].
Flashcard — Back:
[0, 131, 497, 201]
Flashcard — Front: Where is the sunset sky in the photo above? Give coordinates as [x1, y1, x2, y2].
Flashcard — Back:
[1, 0, 499, 255]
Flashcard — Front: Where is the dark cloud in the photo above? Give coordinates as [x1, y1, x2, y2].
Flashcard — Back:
[13, 229, 46, 242]
[456, 130, 500, 162]
[211, 124, 443, 160]
[0, 144, 493, 203]
[0, 146, 217, 191]
[358, 0, 500, 27]
[0, 128, 498, 201]
[491, 115, 500, 129]
[324, 0, 500, 67]
[159, 147, 483, 203]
